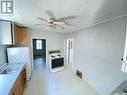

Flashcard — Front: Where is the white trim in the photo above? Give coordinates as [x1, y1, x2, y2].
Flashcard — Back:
[31, 37, 48, 69]
[66, 38, 74, 69]
[121, 27, 127, 73]
[66, 39, 69, 65]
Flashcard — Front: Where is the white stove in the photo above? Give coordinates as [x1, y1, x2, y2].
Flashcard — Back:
[49, 51, 64, 73]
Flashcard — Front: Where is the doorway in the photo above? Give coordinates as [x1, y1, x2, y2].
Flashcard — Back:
[66, 38, 74, 69]
[32, 39, 46, 69]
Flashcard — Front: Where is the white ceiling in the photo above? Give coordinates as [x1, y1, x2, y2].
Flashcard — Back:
[0, 0, 127, 33]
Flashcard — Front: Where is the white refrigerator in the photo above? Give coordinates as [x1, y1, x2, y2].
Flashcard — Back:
[7, 47, 32, 81]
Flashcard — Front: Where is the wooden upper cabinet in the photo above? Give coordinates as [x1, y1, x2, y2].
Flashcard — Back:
[0, 20, 28, 45]
[13, 23, 28, 45]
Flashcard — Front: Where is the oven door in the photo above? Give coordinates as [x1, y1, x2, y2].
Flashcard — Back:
[52, 58, 64, 69]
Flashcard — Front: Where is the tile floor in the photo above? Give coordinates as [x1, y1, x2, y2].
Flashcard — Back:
[23, 58, 99, 95]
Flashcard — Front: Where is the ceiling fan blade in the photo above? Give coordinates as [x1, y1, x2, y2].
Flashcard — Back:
[56, 25, 64, 29]
[57, 16, 77, 21]
[37, 17, 48, 22]
[34, 23, 46, 26]
[54, 21, 72, 26]
[45, 10, 56, 19]
[54, 21, 66, 25]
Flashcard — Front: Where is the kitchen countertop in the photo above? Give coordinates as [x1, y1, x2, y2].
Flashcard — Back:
[0, 63, 26, 95]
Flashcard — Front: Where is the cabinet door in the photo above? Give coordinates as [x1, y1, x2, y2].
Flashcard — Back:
[0, 20, 12, 44]
[19, 27, 28, 44]
[9, 67, 26, 95]
[13, 26, 28, 45]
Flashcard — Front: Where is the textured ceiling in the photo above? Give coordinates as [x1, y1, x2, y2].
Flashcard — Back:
[0, 0, 127, 33]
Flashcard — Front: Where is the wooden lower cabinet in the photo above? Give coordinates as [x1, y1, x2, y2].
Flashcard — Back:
[9, 66, 26, 95]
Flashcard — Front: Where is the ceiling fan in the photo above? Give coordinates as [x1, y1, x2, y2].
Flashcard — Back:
[35, 11, 76, 31]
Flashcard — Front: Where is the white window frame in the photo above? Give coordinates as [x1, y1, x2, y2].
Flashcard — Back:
[36, 39, 42, 50]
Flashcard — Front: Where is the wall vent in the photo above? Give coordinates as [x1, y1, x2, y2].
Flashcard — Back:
[76, 70, 82, 79]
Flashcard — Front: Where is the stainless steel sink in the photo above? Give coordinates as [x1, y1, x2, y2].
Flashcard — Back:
[0, 68, 17, 74]
[0, 64, 20, 74]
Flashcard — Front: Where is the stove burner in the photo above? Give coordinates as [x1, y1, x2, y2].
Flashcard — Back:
[57, 55, 61, 57]
[51, 55, 55, 58]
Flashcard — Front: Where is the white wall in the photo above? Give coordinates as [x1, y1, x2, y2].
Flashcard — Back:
[0, 45, 7, 66]
[29, 29, 65, 69]
[66, 16, 127, 95]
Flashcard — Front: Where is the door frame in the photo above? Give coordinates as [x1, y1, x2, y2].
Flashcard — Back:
[31, 37, 47, 70]
[66, 38, 74, 69]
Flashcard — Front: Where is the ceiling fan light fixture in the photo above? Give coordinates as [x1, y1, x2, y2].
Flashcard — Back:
[46, 25, 56, 31]
[46, 26, 51, 31]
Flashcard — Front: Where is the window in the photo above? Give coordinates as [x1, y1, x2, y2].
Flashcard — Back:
[36, 40, 42, 50]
